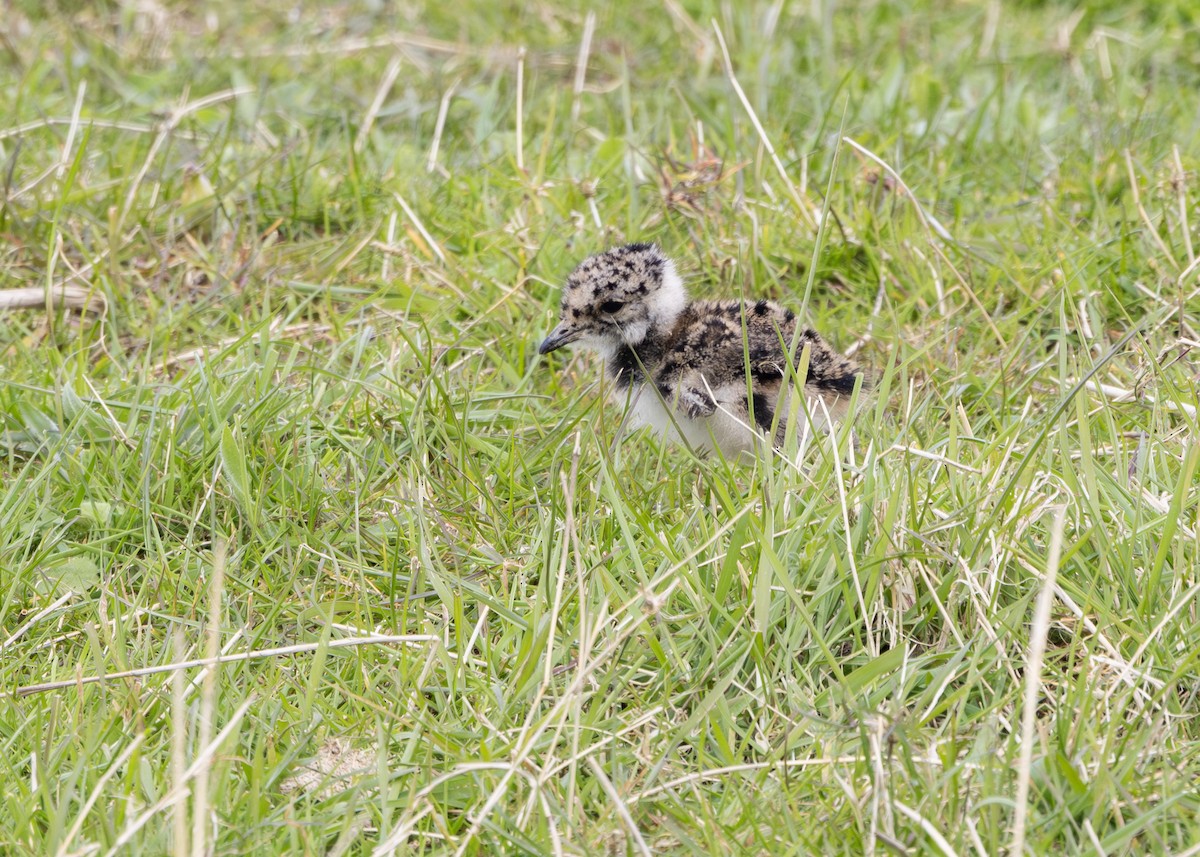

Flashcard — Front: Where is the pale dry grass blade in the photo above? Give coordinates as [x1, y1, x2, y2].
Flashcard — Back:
[831, 411, 877, 658]
[571, 12, 596, 123]
[711, 20, 816, 229]
[426, 80, 459, 173]
[116, 87, 252, 230]
[1, 592, 74, 653]
[56, 80, 86, 180]
[54, 734, 147, 857]
[516, 46, 526, 172]
[103, 696, 256, 857]
[0, 286, 106, 315]
[393, 191, 446, 263]
[354, 54, 404, 153]
[585, 756, 651, 857]
[191, 540, 226, 857]
[841, 136, 954, 242]
[1102, 579, 1200, 705]
[14, 635, 436, 697]
[894, 800, 961, 857]
[1010, 506, 1066, 857]
[172, 629, 189, 857]
[0, 117, 163, 141]
[1082, 380, 1198, 418]
[1124, 149, 1176, 267]
[632, 756, 863, 802]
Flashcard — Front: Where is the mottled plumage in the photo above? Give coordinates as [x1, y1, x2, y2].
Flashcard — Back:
[539, 243, 864, 455]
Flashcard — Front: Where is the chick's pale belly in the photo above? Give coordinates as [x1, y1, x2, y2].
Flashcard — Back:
[622, 382, 763, 455]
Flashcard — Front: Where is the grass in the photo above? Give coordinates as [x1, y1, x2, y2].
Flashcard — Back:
[2, 0, 1199, 854]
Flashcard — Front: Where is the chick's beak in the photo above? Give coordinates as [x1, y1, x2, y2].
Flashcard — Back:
[538, 323, 579, 355]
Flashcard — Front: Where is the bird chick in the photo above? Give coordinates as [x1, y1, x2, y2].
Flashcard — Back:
[539, 243, 864, 456]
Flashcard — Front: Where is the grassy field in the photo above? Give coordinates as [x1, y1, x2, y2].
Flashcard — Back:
[2, 0, 1199, 854]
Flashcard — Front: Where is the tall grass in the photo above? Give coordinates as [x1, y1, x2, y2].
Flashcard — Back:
[2, 1, 1198, 854]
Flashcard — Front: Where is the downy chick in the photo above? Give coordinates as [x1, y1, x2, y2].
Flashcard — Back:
[539, 243, 864, 455]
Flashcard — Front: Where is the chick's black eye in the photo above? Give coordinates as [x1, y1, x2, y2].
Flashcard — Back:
[600, 300, 625, 314]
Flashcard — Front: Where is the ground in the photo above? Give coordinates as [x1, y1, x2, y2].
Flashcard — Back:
[1, 1, 1198, 854]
